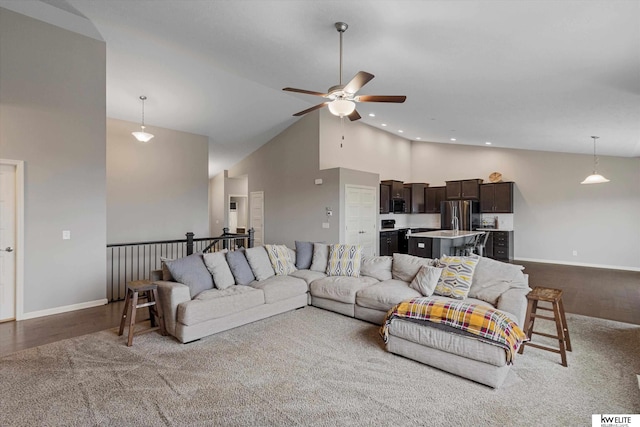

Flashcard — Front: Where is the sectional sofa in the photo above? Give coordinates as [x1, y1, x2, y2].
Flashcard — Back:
[153, 242, 530, 388]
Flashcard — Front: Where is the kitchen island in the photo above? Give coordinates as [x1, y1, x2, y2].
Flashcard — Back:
[408, 230, 485, 259]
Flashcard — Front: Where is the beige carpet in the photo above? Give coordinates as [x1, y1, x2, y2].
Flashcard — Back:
[1, 306, 638, 426]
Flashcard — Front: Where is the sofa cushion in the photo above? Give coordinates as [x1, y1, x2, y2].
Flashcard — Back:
[356, 279, 422, 311]
[434, 255, 479, 300]
[160, 257, 174, 281]
[326, 244, 362, 277]
[177, 286, 264, 326]
[203, 250, 235, 290]
[265, 244, 297, 275]
[295, 241, 314, 269]
[361, 256, 392, 281]
[245, 246, 276, 281]
[468, 256, 528, 305]
[250, 275, 308, 304]
[226, 249, 255, 286]
[392, 253, 436, 282]
[310, 276, 378, 304]
[164, 254, 213, 298]
[409, 265, 444, 297]
[289, 269, 327, 286]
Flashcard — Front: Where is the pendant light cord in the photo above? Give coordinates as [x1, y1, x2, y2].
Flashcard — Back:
[592, 136, 599, 174]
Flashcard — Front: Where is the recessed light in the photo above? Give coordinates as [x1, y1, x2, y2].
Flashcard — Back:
[381, 123, 387, 127]
[368, 113, 375, 117]
[398, 130, 404, 133]
[485, 141, 492, 145]
[416, 137, 421, 140]
[450, 138, 457, 141]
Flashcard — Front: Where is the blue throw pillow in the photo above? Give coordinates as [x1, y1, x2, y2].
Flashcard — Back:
[164, 254, 213, 298]
[295, 241, 314, 269]
[226, 249, 255, 286]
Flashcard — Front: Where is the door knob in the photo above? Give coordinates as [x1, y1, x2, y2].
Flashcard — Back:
[1, 247, 13, 252]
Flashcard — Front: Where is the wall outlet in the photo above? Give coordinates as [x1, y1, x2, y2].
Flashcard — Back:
[572, 250, 578, 256]
[322, 222, 330, 229]
[62, 230, 71, 240]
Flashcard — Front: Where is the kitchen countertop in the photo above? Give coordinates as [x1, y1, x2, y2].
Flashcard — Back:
[409, 230, 485, 239]
[476, 228, 514, 232]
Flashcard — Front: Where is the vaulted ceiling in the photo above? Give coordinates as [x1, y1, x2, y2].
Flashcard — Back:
[5, 0, 640, 176]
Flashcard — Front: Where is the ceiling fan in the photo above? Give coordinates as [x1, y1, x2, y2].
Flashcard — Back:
[283, 22, 406, 121]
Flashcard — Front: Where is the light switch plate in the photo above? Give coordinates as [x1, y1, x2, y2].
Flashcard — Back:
[62, 230, 71, 240]
[322, 222, 330, 229]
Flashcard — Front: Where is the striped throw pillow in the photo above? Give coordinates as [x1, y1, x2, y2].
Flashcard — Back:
[264, 244, 297, 275]
[326, 244, 363, 277]
[434, 255, 479, 299]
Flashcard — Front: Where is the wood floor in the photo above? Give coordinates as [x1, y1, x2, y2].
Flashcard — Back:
[0, 260, 638, 357]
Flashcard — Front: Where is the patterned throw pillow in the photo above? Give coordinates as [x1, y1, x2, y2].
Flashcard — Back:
[434, 255, 479, 299]
[326, 244, 363, 277]
[264, 244, 297, 275]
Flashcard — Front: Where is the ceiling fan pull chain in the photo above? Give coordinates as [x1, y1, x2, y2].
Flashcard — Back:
[341, 116, 345, 148]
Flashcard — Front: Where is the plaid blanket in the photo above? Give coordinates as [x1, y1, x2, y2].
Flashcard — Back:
[381, 297, 527, 364]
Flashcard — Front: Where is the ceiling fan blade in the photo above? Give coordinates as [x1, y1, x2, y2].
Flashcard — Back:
[357, 95, 407, 103]
[283, 87, 328, 97]
[348, 109, 361, 121]
[293, 102, 329, 116]
[343, 71, 375, 94]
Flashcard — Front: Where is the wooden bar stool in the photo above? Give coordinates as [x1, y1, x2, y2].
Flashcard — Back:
[118, 280, 166, 346]
[518, 286, 572, 366]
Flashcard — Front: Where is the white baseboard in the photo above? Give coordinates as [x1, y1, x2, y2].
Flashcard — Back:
[515, 257, 640, 272]
[18, 298, 109, 321]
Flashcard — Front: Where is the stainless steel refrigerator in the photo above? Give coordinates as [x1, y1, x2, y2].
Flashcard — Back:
[440, 200, 480, 230]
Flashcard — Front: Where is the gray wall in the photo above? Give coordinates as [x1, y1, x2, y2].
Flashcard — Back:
[107, 118, 209, 243]
[0, 8, 107, 313]
[229, 112, 341, 247]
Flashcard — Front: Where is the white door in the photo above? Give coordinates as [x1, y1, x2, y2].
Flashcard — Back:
[250, 191, 264, 247]
[344, 185, 377, 256]
[0, 164, 17, 321]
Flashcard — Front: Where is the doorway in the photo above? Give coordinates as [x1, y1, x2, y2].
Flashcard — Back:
[228, 195, 248, 233]
[0, 160, 24, 322]
[250, 191, 264, 247]
[344, 185, 377, 256]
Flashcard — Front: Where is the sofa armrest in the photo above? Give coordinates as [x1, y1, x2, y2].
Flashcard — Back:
[496, 287, 530, 327]
[155, 280, 191, 337]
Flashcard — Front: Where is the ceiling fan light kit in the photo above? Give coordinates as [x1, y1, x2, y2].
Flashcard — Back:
[132, 95, 154, 143]
[580, 136, 609, 184]
[283, 22, 406, 121]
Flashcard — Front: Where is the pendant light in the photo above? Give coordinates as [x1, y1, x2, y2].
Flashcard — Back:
[131, 95, 154, 142]
[580, 136, 609, 184]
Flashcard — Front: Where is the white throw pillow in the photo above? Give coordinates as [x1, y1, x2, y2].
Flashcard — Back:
[410, 265, 444, 297]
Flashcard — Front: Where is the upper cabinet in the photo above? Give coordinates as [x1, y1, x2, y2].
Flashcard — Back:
[381, 180, 404, 199]
[425, 186, 445, 213]
[445, 179, 483, 200]
[480, 182, 514, 213]
[380, 183, 391, 213]
[405, 183, 428, 213]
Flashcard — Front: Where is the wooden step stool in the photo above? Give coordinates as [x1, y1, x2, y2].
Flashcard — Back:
[118, 280, 167, 346]
[518, 286, 572, 366]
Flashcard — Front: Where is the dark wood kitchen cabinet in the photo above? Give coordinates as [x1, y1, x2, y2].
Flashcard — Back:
[425, 186, 445, 213]
[445, 179, 483, 200]
[381, 180, 404, 199]
[402, 185, 412, 213]
[485, 230, 514, 261]
[379, 230, 399, 256]
[480, 182, 514, 213]
[380, 183, 390, 213]
[407, 183, 428, 213]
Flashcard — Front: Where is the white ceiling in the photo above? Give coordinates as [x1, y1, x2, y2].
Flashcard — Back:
[5, 0, 640, 176]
